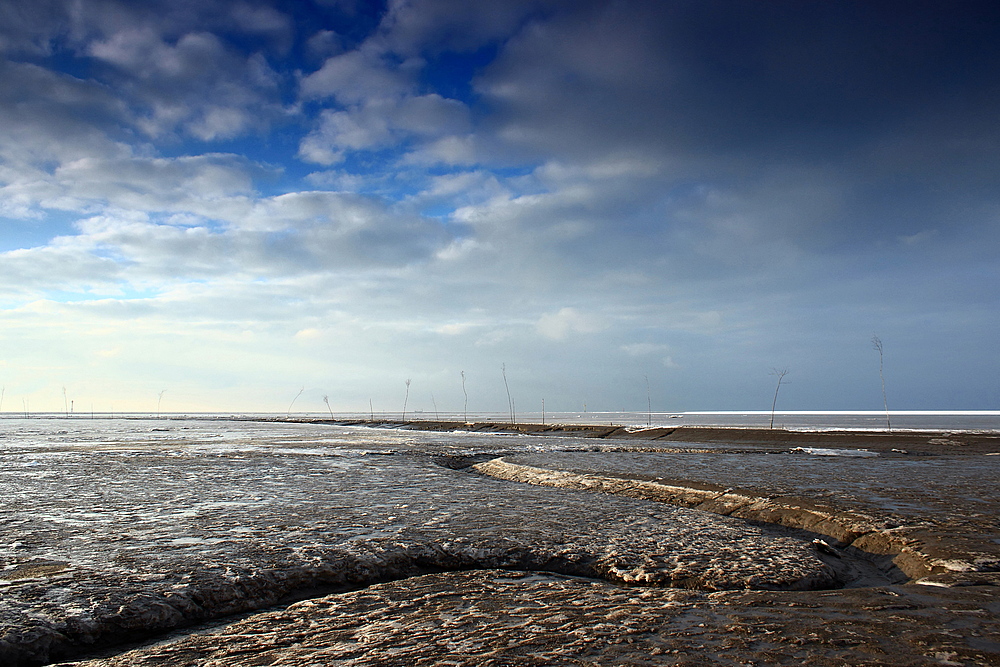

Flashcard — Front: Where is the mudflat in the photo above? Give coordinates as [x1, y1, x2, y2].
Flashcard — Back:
[2, 419, 997, 666]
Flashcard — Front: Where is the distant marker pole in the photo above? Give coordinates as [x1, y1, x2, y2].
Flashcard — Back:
[769, 368, 789, 430]
[403, 379, 411, 421]
[645, 375, 651, 426]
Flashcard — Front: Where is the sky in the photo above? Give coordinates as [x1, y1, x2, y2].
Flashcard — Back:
[1, 0, 999, 415]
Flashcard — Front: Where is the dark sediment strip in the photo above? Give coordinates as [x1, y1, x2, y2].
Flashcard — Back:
[272, 417, 1000, 454]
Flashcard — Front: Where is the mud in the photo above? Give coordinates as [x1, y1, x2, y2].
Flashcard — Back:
[53, 570, 1000, 667]
[2, 418, 999, 666]
[472, 456, 1000, 580]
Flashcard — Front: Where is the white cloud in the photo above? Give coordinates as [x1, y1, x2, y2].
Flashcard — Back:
[394, 94, 469, 135]
[298, 94, 471, 165]
[294, 327, 323, 341]
[88, 29, 282, 140]
[299, 107, 392, 161]
[0, 153, 262, 228]
[0, 60, 132, 167]
[0, 241, 121, 298]
[402, 134, 479, 165]
[620, 342, 669, 357]
[536, 307, 606, 340]
[300, 49, 413, 103]
[55, 154, 257, 207]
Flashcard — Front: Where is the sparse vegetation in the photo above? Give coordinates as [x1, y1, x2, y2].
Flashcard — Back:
[461, 371, 468, 422]
[645, 375, 651, 426]
[769, 368, 789, 429]
[402, 379, 411, 421]
[872, 335, 890, 430]
[501, 364, 514, 424]
[286, 387, 303, 418]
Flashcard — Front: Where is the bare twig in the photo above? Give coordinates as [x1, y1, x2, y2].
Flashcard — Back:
[403, 379, 411, 421]
[645, 375, 652, 426]
[461, 371, 468, 423]
[286, 387, 303, 418]
[501, 364, 514, 424]
[769, 368, 789, 429]
[872, 335, 890, 430]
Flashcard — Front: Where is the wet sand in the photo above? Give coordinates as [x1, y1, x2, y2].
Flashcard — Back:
[3, 420, 998, 665]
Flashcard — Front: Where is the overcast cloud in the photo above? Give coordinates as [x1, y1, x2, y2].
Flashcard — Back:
[1, 0, 998, 414]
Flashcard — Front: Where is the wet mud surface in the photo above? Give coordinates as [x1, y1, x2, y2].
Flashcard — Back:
[55, 570, 1000, 667]
[2, 418, 999, 665]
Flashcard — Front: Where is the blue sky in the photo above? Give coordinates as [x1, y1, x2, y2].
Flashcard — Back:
[1, 0, 998, 414]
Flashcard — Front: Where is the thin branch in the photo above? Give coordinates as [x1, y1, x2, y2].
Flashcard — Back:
[461, 371, 468, 423]
[645, 375, 652, 427]
[769, 368, 789, 429]
[501, 364, 514, 424]
[872, 335, 890, 430]
[286, 387, 303, 418]
[402, 379, 411, 421]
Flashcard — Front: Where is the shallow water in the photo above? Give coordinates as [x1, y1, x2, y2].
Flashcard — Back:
[508, 448, 1000, 530]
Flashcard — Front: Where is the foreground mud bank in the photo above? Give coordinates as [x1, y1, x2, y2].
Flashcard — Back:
[54, 569, 1000, 667]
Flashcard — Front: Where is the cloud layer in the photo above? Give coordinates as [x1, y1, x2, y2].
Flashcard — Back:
[2, 0, 999, 413]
